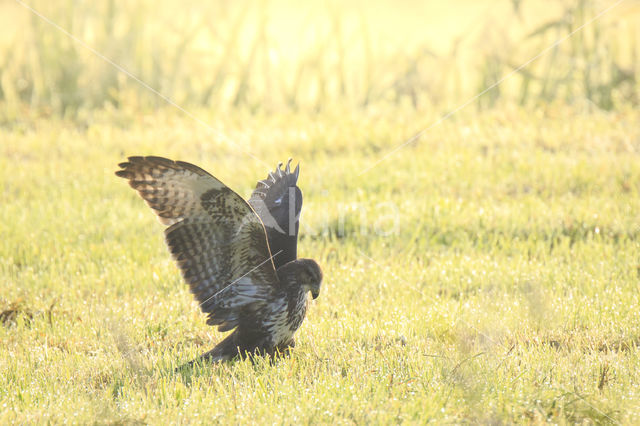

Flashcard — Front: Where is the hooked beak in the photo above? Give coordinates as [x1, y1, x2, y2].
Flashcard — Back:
[311, 286, 320, 300]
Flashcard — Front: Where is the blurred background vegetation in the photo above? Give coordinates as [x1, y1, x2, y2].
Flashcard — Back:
[0, 0, 638, 124]
[2, 2, 640, 422]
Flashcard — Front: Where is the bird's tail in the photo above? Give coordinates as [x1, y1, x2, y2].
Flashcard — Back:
[175, 332, 238, 371]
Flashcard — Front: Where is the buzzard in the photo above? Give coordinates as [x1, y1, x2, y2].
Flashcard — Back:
[115, 156, 322, 364]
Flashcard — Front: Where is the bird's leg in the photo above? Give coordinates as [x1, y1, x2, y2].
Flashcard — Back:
[274, 338, 296, 357]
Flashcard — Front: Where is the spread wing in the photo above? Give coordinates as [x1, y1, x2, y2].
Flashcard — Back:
[248, 159, 302, 269]
[116, 156, 283, 332]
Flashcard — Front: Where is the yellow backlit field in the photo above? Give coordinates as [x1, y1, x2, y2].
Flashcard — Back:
[1, 0, 640, 423]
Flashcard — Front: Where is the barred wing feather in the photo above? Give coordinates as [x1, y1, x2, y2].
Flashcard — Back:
[115, 156, 281, 331]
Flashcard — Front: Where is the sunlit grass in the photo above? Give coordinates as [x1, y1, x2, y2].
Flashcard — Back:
[0, 0, 638, 119]
[1, 105, 639, 422]
[1, 0, 639, 422]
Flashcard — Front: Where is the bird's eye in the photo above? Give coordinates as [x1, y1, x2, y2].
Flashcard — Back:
[305, 267, 316, 282]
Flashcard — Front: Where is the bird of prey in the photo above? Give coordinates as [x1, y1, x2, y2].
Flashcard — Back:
[115, 156, 322, 364]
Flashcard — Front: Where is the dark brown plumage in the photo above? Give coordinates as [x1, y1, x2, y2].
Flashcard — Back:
[115, 156, 322, 364]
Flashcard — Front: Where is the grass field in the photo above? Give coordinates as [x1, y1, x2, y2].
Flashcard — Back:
[2, 0, 640, 424]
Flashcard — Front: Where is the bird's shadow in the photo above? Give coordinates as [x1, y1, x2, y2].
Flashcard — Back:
[170, 360, 215, 385]
[168, 350, 294, 384]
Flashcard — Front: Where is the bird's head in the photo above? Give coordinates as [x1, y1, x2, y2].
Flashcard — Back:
[301, 259, 323, 299]
[281, 258, 322, 299]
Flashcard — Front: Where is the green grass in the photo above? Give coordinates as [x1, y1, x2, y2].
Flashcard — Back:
[1, 0, 638, 118]
[1, 0, 640, 423]
[1, 105, 639, 423]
